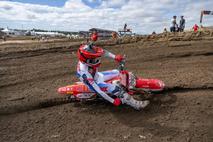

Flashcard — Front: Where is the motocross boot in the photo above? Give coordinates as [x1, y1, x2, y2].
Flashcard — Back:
[120, 92, 150, 110]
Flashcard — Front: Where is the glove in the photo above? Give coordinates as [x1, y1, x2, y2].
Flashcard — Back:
[115, 54, 124, 62]
[113, 98, 121, 106]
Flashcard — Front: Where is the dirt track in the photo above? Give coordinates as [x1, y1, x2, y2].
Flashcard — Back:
[0, 37, 213, 142]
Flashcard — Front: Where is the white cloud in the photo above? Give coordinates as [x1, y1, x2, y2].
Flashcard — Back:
[64, 0, 91, 10]
[87, 0, 102, 3]
[100, 0, 127, 8]
[0, 0, 212, 34]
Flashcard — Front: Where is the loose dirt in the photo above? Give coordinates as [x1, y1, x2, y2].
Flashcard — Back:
[0, 34, 213, 142]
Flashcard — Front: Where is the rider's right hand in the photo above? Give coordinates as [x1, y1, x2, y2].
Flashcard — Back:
[115, 54, 124, 62]
[113, 98, 121, 106]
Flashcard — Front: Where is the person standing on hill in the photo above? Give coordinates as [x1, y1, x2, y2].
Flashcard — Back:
[124, 23, 127, 31]
[179, 16, 185, 32]
[193, 24, 199, 32]
[170, 16, 177, 32]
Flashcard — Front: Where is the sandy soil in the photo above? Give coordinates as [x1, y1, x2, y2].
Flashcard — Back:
[0, 35, 213, 142]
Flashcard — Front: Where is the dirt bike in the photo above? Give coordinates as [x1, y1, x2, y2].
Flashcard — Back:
[57, 59, 165, 102]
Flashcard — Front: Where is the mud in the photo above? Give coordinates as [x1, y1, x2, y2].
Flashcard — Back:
[0, 35, 213, 142]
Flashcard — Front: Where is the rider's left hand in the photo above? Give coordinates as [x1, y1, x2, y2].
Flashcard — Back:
[113, 98, 121, 106]
[115, 54, 124, 62]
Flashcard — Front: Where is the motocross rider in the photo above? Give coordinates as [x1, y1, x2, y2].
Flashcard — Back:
[76, 31, 149, 110]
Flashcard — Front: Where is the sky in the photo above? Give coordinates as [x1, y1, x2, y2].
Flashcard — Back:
[0, 0, 213, 34]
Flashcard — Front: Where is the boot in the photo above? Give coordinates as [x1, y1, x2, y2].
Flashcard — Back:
[120, 92, 149, 110]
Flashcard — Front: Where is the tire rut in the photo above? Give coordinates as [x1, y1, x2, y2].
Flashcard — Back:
[0, 85, 212, 116]
[163, 85, 213, 93]
[0, 46, 78, 61]
[0, 70, 74, 89]
[144, 51, 213, 62]
[0, 97, 76, 116]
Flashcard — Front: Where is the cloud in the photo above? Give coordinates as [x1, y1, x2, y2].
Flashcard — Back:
[0, 0, 212, 34]
[0, 3, 12, 10]
[100, 0, 128, 8]
[64, 0, 91, 10]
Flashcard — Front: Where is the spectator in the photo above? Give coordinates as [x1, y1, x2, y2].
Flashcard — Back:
[170, 16, 177, 32]
[179, 16, 185, 32]
[193, 24, 199, 32]
[124, 23, 127, 31]
[175, 24, 179, 32]
[163, 28, 167, 33]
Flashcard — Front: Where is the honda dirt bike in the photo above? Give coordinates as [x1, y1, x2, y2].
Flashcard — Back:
[57, 60, 165, 102]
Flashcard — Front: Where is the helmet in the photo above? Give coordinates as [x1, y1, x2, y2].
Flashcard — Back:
[77, 45, 104, 67]
[91, 32, 98, 41]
